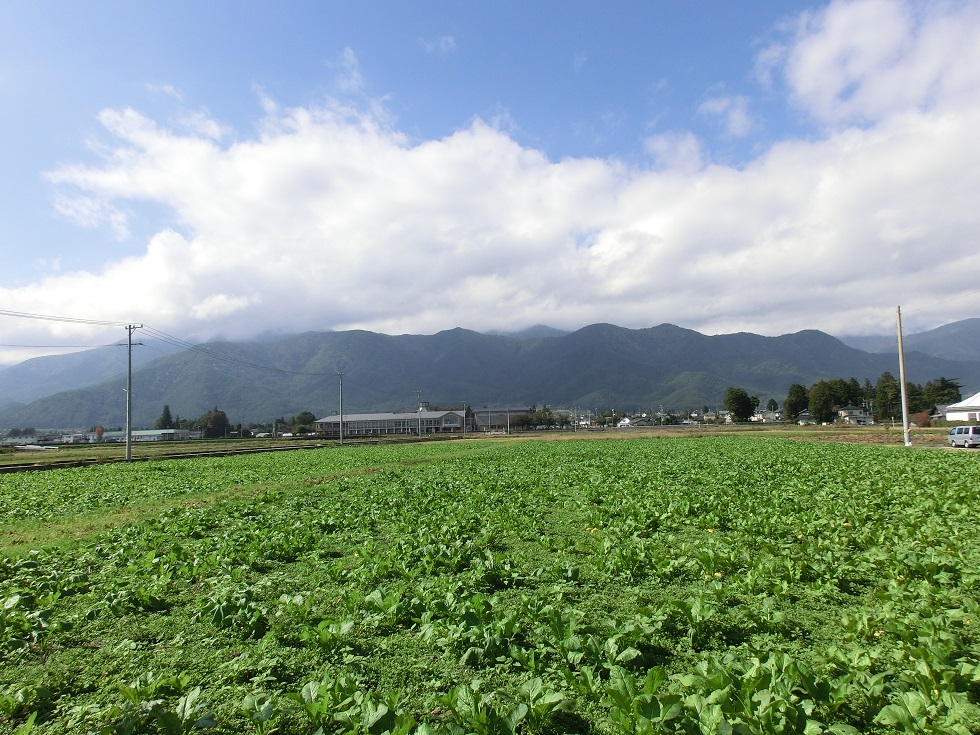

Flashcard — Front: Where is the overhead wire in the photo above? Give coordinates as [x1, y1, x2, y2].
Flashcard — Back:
[1, 309, 335, 377]
[908, 288, 980, 315]
[139, 326, 334, 376]
[0, 308, 129, 327]
[0, 343, 118, 349]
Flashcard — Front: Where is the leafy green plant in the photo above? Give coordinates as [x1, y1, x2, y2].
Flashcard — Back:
[241, 691, 279, 735]
[194, 585, 269, 638]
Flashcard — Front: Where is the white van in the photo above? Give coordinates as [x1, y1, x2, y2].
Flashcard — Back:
[949, 426, 980, 448]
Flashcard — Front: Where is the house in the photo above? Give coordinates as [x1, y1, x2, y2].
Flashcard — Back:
[314, 410, 467, 438]
[838, 405, 872, 425]
[797, 411, 816, 425]
[945, 391, 980, 422]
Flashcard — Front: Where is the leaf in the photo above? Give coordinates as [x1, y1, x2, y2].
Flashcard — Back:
[503, 702, 528, 734]
[825, 725, 861, 735]
[363, 700, 395, 735]
[13, 712, 37, 735]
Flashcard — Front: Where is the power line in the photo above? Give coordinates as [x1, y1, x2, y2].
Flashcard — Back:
[908, 288, 980, 314]
[1, 309, 334, 377]
[0, 309, 128, 327]
[140, 326, 334, 376]
[0, 343, 117, 349]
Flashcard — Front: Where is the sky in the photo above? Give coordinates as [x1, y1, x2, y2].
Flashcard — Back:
[2, 0, 980, 366]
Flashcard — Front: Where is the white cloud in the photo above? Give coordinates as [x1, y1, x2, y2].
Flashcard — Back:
[175, 109, 231, 141]
[334, 47, 365, 94]
[777, 0, 980, 126]
[146, 83, 183, 102]
[420, 35, 458, 54]
[191, 293, 253, 320]
[3, 0, 980, 358]
[697, 94, 754, 138]
[643, 131, 704, 172]
[51, 192, 130, 239]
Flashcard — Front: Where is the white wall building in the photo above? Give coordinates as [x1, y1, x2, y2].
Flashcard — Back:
[945, 391, 980, 422]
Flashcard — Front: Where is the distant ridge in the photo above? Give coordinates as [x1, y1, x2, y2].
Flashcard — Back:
[0, 341, 183, 406]
[484, 325, 570, 339]
[2, 321, 979, 430]
[838, 317, 980, 362]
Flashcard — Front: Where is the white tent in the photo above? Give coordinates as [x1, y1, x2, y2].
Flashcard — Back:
[945, 391, 980, 422]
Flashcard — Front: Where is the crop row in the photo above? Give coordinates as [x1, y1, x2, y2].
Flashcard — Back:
[2, 437, 980, 733]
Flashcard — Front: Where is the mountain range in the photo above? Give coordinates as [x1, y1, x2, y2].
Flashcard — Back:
[2, 320, 979, 430]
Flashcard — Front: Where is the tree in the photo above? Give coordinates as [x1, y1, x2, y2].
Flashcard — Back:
[724, 387, 753, 422]
[292, 411, 317, 432]
[906, 381, 926, 414]
[875, 372, 901, 421]
[153, 404, 175, 430]
[512, 413, 533, 431]
[195, 408, 230, 439]
[808, 381, 838, 423]
[783, 384, 809, 421]
[766, 398, 779, 412]
[923, 377, 962, 407]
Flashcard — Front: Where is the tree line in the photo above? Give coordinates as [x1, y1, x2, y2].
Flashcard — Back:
[152, 405, 318, 438]
[774, 374, 961, 424]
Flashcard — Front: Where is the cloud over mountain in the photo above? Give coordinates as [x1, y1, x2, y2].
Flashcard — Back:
[2, 1, 979, 364]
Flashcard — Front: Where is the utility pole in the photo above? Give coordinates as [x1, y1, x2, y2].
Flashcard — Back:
[336, 372, 345, 445]
[897, 306, 912, 447]
[125, 323, 142, 462]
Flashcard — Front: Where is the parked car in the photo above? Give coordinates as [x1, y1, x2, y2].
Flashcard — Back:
[949, 426, 980, 448]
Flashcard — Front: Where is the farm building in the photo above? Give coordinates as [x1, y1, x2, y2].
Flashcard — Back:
[945, 391, 980, 422]
[314, 410, 467, 438]
[471, 407, 534, 432]
[101, 429, 194, 442]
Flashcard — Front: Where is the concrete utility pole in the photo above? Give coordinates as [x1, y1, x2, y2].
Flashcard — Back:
[125, 323, 142, 462]
[336, 372, 345, 445]
[897, 306, 912, 447]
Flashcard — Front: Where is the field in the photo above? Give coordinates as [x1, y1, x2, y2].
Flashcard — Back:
[2, 436, 980, 734]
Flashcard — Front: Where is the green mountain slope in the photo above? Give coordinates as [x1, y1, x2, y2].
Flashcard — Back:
[2, 323, 978, 429]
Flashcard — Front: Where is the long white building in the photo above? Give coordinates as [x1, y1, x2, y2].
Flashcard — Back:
[314, 410, 466, 438]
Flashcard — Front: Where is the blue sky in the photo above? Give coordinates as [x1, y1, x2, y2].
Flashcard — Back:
[2, 0, 979, 365]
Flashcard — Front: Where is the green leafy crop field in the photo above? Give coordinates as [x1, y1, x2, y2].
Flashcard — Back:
[2, 437, 980, 734]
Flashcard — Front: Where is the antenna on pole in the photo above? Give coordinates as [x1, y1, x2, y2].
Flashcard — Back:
[896, 306, 911, 447]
